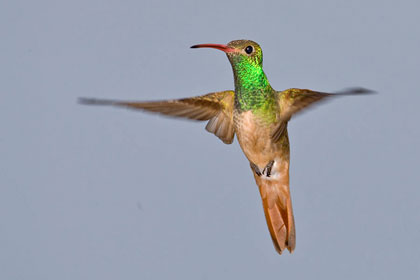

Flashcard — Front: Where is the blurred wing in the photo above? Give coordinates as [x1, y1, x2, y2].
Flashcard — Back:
[79, 90, 236, 144]
[272, 87, 373, 141]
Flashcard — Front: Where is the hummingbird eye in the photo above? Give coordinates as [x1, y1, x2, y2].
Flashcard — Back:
[245, 46, 253, 54]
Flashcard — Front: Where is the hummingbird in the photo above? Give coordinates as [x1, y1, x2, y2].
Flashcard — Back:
[80, 40, 372, 255]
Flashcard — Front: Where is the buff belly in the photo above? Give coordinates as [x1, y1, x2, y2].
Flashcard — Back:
[234, 110, 290, 175]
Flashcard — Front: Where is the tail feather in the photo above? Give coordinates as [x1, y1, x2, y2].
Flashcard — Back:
[253, 171, 295, 254]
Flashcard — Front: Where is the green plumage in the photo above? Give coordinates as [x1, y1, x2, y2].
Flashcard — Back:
[228, 41, 277, 123]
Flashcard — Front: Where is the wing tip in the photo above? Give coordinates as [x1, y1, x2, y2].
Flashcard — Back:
[78, 97, 117, 106]
[337, 87, 376, 95]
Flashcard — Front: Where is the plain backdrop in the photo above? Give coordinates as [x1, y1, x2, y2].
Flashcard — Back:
[1, 0, 419, 279]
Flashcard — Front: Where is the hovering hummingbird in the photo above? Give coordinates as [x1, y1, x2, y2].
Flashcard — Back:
[80, 40, 372, 255]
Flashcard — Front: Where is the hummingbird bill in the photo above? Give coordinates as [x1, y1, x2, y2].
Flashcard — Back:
[80, 40, 373, 255]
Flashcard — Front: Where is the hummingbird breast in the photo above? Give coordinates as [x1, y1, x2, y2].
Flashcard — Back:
[234, 110, 290, 172]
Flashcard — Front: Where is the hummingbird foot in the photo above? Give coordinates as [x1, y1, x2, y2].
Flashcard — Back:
[250, 162, 262, 176]
[262, 160, 275, 177]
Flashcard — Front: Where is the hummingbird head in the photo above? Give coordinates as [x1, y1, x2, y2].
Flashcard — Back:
[226, 40, 263, 67]
[191, 40, 270, 94]
[191, 39, 263, 69]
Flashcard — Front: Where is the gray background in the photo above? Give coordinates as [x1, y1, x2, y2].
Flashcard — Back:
[1, 0, 419, 279]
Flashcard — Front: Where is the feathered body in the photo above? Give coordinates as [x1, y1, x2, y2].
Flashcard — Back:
[234, 108, 295, 253]
[227, 40, 295, 253]
[80, 39, 372, 254]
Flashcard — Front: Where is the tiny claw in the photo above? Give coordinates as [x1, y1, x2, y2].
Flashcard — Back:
[250, 162, 262, 176]
[262, 160, 275, 177]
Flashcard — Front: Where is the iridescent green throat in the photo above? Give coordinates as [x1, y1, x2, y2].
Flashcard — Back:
[231, 58, 276, 116]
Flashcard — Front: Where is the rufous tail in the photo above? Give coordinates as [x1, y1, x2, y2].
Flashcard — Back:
[253, 172, 296, 254]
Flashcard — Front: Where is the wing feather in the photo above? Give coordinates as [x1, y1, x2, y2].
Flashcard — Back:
[79, 90, 236, 144]
[272, 87, 374, 141]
